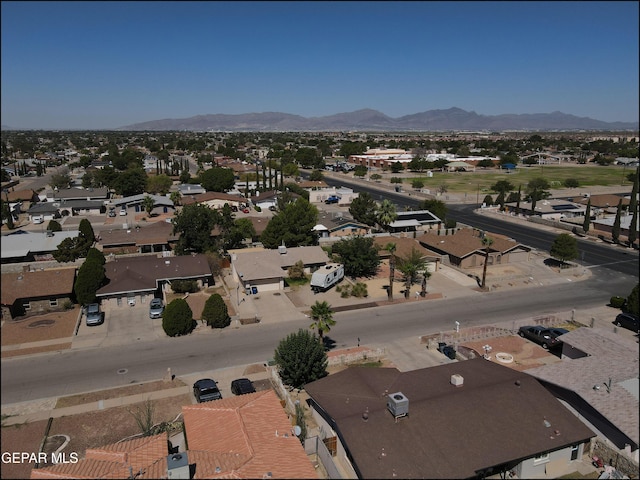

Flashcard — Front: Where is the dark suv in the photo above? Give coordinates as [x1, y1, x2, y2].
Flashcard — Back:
[231, 378, 256, 395]
[614, 313, 639, 333]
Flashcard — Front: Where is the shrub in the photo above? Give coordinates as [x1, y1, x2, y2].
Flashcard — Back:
[610, 296, 626, 309]
[288, 260, 305, 280]
[162, 298, 195, 337]
[254, 205, 262, 212]
[352, 282, 368, 298]
[171, 279, 199, 294]
[63, 299, 74, 310]
[201, 293, 230, 329]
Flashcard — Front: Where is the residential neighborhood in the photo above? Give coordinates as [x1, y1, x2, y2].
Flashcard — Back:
[1, 129, 638, 479]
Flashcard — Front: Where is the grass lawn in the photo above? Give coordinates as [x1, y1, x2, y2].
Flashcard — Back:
[390, 164, 633, 195]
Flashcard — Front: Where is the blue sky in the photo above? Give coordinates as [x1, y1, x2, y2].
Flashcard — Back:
[2, 1, 638, 129]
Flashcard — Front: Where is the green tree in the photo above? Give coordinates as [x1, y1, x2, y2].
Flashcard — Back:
[222, 217, 256, 250]
[515, 184, 522, 215]
[416, 199, 447, 223]
[411, 179, 424, 190]
[50, 169, 72, 190]
[481, 236, 494, 289]
[495, 191, 506, 210]
[114, 168, 147, 196]
[482, 195, 494, 206]
[375, 199, 397, 231]
[583, 198, 591, 233]
[490, 180, 514, 197]
[612, 199, 622, 244]
[370, 173, 382, 182]
[162, 298, 195, 337]
[349, 192, 378, 226]
[550, 233, 579, 266]
[146, 174, 173, 194]
[169, 190, 182, 207]
[74, 249, 106, 305]
[625, 283, 639, 316]
[308, 169, 324, 181]
[53, 237, 83, 263]
[331, 236, 380, 278]
[309, 300, 336, 345]
[172, 203, 218, 254]
[563, 178, 580, 188]
[390, 177, 403, 184]
[260, 198, 318, 248]
[287, 260, 306, 280]
[526, 178, 551, 214]
[353, 165, 368, 177]
[390, 162, 404, 173]
[142, 195, 155, 217]
[199, 166, 235, 192]
[274, 329, 328, 389]
[78, 218, 95, 254]
[282, 162, 299, 178]
[396, 247, 429, 299]
[201, 293, 230, 329]
[47, 220, 62, 232]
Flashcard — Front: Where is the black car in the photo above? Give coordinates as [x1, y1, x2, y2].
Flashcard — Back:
[518, 325, 566, 349]
[193, 378, 222, 403]
[614, 313, 640, 333]
[230, 378, 256, 396]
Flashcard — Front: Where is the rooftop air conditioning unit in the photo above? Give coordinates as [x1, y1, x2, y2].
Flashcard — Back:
[387, 392, 409, 418]
[278, 245, 287, 254]
[451, 374, 464, 387]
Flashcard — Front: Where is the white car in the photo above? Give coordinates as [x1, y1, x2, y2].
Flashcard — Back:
[33, 216, 44, 224]
[119, 208, 127, 216]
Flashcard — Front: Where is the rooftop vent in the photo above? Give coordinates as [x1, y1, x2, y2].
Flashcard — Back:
[166, 452, 189, 479]
[278, 244, 287, 254]
[451, 374, 464, 387]
[387, 392, 409, 419]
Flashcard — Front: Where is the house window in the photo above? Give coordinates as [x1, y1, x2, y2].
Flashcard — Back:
[23, 302, 31, 311]
[570, 444, 580, 461]
[533, 452, 550, 464]
[116, 297, 122, 307]
[49, 298, 58, 307]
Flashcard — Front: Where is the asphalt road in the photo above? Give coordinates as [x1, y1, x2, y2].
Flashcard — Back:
[1, 273, 635, 405]
[320, 175, 639, 278]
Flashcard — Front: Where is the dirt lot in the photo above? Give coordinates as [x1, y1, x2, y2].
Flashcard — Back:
[1, 307, 80, 347]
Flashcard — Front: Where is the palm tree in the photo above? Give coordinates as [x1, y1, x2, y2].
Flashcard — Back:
[396, 248, 428, 299]
[309, 300, 335, 345]
[142, 195, 155, 218]
[170, 190, 182, 207]
[376, 199, 397, 231]
[480, 235, 494, 289]
[384, 242, 397, 301]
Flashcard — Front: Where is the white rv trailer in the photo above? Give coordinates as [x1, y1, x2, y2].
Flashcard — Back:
[310, 263, 344, 293]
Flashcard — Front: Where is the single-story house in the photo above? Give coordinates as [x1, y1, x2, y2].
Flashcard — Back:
[314, 217, 370, 238]
[305, 358, 595, 479]
[373, 235, 441, 272]
[109, 194, 175, 216]
[504, 199, 586, 219]
[388, 209, 442, 233]
[180, 191, 247, 210]
[177, 183, 206, 196]
[418, 227, 531, 268]
[0, 230, 81, 263]
[47, 187, 110, 202]
[230, 245, 330, 293]
[96, 253, 212, 308]
[574, 194, 632, 216]
[99, 221, 179, 255]
[26, 202, 61, 223]
[1, 268, 76, 319]
[250, 190, 279, 210]
[591, 213, 637, 242]
[526, 327, 639, 462]
[308, 186, 358, 205]
[31, 390, 317, 479]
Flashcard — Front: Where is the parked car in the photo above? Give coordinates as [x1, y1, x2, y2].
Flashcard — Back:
[85, 303, 104, 326]
[518, 325, 566, 349]
[325, 195, 341, 204]
[193, 378, 222, 403]
[242, 208, 250, 213]
[230, 378, 256, 396]
[149, 298, 164, 319]
[119, 207, 127, 216]
[108, 210, 116, 218]
[614, 313, 640, 333]
[32, 215, 44, 224]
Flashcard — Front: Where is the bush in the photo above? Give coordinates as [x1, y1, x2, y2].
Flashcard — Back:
[274, 329, 328, 389]
[201, 293, 230, 329]
[63, 299, 74, 310]
[171, 279, 199, 294]
[162, 298, 195, 337]
[610, 296, 626, 309]
[254, 205, 262, 212]
[352, 282, 368, 298]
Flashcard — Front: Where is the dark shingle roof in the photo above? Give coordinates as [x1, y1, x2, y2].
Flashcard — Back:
[305, 359, 594, 479]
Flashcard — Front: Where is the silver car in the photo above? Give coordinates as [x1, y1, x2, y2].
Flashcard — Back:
[149, 298, 164, 319]
[85, 303, 104, 326]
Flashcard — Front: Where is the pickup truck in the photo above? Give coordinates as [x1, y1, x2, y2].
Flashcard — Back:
[324, 196, 341, 204]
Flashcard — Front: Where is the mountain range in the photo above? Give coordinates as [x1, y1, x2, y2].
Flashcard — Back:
[116, 107, 639, 132]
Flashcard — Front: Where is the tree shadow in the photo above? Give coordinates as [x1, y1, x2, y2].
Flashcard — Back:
[322, 336, 337, 351]
[544, 258, 572, 269]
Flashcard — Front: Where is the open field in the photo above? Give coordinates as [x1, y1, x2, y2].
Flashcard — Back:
[376, 164, 634, 195]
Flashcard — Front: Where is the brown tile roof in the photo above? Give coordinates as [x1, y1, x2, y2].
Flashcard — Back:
[305, 359, 594, 479]
[574, 194, 631, 208]
[297, 180, 328, 189]
[99, 221, 178, 247]
[96, 254, 212, 297]
[31, 433, 168, 479]
[5, 189, 38, 201]
[183, 390, 318, 479]
[374, 235, 441, 260]
[181, 191, 246, 206]
[1, 268, 76, 305]
[418, 227, 525, 259]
